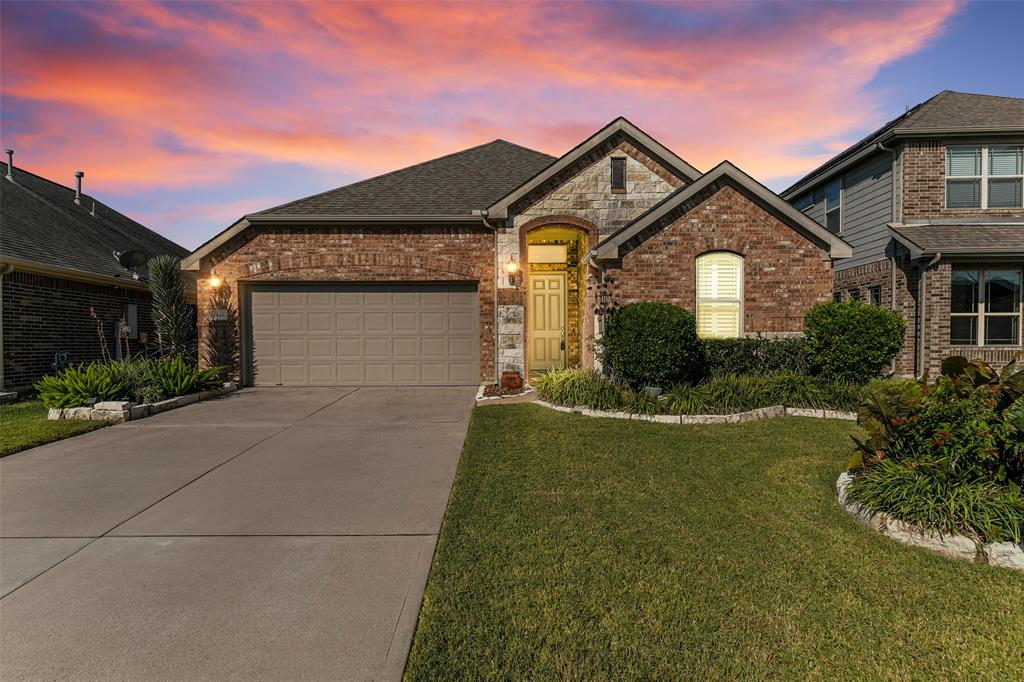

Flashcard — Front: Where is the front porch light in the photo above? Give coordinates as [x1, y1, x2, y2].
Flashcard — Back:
[504, 257, 521, 286]
[208, 275, 223, 289]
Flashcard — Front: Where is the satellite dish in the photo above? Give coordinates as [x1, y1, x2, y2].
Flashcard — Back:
[115, 250, 149, 270]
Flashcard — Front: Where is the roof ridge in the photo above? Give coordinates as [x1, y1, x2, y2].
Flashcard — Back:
[942, 90, 1024, 101]
[253, 138, 552, 216]
[491, 138, 557, 160]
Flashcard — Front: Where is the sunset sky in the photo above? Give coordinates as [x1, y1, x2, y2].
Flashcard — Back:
[2, 0, 1022, 249]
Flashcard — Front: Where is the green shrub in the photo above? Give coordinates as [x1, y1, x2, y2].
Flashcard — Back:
[203, 282, 239, 380]
[599, 303, 703, 389]
[804, 300, 905, 383]
[148, 355, 225, 398]
[846, 460, 1023, 543]
[702, 337, 811, 377]
[35, 363, 124, 408]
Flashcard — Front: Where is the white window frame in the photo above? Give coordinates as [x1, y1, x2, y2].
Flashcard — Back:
[946, 145, 1024, 209]
[823, 178, 842, 234]
[696, 252, 744, 339]
[950, 267, 1022, 347]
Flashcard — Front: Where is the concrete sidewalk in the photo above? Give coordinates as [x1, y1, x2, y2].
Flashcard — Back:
[0, 386, 475, 680]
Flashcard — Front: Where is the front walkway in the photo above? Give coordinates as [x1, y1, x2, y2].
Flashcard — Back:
[0, 386, 475, 680]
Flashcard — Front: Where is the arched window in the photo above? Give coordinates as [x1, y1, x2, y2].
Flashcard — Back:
[696, 252, 743, 338]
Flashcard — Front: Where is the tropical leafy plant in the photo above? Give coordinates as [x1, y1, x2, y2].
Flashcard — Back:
[148, 355, 225, 398]
[149, 254, 197, 359]
[35, 363, 124, 408]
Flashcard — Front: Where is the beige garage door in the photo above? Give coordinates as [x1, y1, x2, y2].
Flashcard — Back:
[248, 283, 479, 386]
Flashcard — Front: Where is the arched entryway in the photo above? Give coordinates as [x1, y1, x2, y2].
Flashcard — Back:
[519, 217, 598, 375]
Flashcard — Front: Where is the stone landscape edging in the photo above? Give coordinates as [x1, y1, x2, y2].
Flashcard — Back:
[835, 472, 1024, 572]
[47, 381, 239, 423]
[475, 384, 535, 402]
[533, 400, 857, 424]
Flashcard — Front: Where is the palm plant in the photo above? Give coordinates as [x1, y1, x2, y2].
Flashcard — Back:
[148, 255, 197, 359]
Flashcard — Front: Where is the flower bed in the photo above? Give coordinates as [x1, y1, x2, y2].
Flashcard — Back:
[536, 400, 855, 424]
[837, 472, 1024, 571]
[476, 383, 535, 402]
[48, 381, 238, 423]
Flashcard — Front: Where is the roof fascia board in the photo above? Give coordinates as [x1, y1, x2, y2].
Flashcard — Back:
[892, 127, 1024, 137]
[486, 118, 701, 219]
[246, 214, 481, 224]
[781, 141, 892, 200]
[888, 227, 925, 259]
[181, 217, 251, 271]
[2, 256, 154, 292]
[595, 162, 852, 261]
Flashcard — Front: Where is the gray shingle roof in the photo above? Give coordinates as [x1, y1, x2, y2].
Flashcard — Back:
[891, 224, 1024, 256]
[783, 91, 1024, 198]
[1, 164, 189, 283]
[897, 91, 1024, 132]
[256, 140, 556, 217]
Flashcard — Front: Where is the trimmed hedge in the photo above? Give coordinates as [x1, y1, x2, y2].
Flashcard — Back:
[599, 303, 703, 389]
[702, 337, 811, 377]
[804, 300, 905, 383]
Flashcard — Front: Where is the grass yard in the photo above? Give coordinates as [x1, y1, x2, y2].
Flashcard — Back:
[406, 405, 1023, 680]
[0, 400, 109, 457]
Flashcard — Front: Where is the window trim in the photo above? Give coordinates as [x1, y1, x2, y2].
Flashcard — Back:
[950, 267, 1022, 347]
[946, 144, 1024, 210]
[610, 157, 627, 192]
[822, 178, 842, 234]
[695, 251, 744, 339]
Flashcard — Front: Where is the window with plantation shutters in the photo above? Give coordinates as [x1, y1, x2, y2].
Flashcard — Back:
[946, 145, 1023, 209]
[696, 252, 743, 338]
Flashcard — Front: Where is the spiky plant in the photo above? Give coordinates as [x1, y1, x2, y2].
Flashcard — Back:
[202, 282, 239, 379]
[148, 255, 197, 360]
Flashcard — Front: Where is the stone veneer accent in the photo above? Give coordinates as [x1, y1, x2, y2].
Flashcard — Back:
[198, 225, 497, 382]
[495, 141, 684, 374]
[607, 186, 835, 334]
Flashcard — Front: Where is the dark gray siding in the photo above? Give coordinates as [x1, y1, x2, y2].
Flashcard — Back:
[792, 152, 893, 271]
[838, 153, 893, 270]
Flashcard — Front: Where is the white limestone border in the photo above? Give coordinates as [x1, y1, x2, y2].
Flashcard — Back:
[836, 472, 1024, 572]
[47, 381, 239, 423]
[476, 384, 535, 402]
[533, 400, 857, 424]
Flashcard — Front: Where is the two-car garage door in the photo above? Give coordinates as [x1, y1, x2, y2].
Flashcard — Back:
[247, 282, 479, 386]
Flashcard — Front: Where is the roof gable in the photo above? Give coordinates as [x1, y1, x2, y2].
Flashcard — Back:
[256, 140, 555, 217]
[594, 161, 852, 261]
[485, 117, 702, 220]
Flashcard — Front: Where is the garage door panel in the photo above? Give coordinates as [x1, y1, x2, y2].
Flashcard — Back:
[250, 283, 478, 386]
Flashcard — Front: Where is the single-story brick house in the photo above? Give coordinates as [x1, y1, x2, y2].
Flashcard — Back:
[1, 152, 193, 390]
[182, 118, 851, 386]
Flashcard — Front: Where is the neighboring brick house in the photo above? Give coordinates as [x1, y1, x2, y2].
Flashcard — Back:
[182, 118, 850, 387]
[782, 91, 1024, 377]
[0, 153, 193, 390]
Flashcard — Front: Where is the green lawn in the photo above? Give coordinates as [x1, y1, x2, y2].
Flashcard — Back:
[406, 405, 1023, 680]
[0, 401, 109, 457]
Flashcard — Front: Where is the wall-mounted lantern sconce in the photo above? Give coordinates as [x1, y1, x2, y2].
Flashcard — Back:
[504, 257, 522, 287]
[208, 274, 223, 289]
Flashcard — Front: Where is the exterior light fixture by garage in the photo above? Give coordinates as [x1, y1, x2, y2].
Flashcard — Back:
[208, 275, 223, 289]
[504, 257, 522, 287]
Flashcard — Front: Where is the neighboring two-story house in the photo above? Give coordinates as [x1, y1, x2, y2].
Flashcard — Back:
[782, 91, 1024, 377]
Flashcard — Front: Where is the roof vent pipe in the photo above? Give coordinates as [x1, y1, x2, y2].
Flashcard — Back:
[4, 150, 12, 181]
[74, 171, 84, 205]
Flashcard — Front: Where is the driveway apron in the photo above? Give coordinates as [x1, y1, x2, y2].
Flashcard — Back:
[0, 386, 475, 680]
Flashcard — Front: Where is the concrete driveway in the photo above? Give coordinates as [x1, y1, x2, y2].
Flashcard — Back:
[0, 386, 475, 680]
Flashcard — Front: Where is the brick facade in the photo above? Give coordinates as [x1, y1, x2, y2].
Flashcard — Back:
[496, 142, 683, 373]
[197, 225, 496, 382]
[2, 271, 156, 389]
[901, 138, 1024, 220]
[605, 186, 834, 334]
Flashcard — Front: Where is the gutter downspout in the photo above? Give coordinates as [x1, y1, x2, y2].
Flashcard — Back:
[0, 262, 14, 391]
[473, 210, 501, 384]
[584, 249, 606, 371]
[917, 252, 941, 379]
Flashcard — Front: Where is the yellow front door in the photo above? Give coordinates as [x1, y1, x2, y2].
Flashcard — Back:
[529, 272, 566, 372]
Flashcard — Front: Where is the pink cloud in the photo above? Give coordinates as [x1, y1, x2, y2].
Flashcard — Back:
[1, 0, 961, 244]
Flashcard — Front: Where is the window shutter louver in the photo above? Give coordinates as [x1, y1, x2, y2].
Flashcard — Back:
[696, 252, 743, 339]
[989, 146, 1022, 176]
